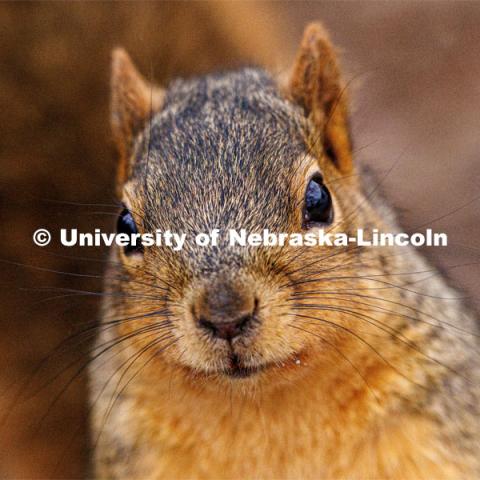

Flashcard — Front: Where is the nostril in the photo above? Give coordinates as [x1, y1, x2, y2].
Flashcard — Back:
[198, 317, 219, 335]
[237, 314, 252, 331]
[197, 314, 254, 340]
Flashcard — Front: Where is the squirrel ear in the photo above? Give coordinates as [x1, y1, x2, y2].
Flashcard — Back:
[289, 23, 352, 173]
[110, 48, 164, 185]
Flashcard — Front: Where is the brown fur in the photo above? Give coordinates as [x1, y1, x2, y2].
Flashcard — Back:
[91, 23, 480, 479]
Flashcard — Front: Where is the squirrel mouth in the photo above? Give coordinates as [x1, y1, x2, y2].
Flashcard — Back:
[223, 353, 265, 378]
[219, 351, 306, 379]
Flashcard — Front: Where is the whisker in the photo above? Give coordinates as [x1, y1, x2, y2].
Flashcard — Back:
[286, 294, 480, 338]
[288, 323, 380, 403]
[288, 312, 429, 391]
[93, 336, 180, 449]
[290, 304, 472, 382]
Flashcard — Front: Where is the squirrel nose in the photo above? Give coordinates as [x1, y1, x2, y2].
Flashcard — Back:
[198, 314, 253, 340]
[193, 281, 256, 340]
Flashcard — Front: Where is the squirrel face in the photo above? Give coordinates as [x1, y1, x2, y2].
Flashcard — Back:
[105, 24, 385, 389]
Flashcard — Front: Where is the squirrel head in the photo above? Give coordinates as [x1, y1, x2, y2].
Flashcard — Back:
[106, 23, 385, 391]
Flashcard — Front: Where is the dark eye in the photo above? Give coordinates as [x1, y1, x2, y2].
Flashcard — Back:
[117, 207, 143, 255]
[303, 174, 333, 226]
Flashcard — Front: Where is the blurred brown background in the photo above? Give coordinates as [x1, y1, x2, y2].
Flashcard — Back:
[0, 2, 479, 478]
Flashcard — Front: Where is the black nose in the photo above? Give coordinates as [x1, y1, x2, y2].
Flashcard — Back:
[198, 314, 253, 340]
[193, 280, 256, 340]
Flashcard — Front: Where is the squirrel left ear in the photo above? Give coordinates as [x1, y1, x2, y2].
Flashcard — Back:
[288, 23, 353, 173]
[110, 48, 164, 186]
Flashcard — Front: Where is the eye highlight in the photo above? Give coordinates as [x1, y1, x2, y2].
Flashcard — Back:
[303, 174, 333, 227]
[117, 207, 143, 255]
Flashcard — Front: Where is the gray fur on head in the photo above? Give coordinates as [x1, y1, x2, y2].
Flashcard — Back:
[131, 69, 308, 270]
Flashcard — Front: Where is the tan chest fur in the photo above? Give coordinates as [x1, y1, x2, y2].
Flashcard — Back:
[92, 321, 469, 480]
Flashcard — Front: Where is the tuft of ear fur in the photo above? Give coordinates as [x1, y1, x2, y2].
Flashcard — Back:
[289, 23, 352, 173]
[110, 48, 164, 186]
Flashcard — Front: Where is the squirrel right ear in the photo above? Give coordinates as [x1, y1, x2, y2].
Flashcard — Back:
[110, 48, 164, 186]
[288, 23, 353, 173]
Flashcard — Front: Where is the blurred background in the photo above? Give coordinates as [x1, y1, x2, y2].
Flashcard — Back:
[0, 1, 479, 477]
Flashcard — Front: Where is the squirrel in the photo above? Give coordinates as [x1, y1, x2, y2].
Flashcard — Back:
[90, 23, 480, 479]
